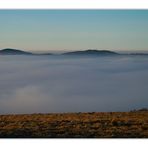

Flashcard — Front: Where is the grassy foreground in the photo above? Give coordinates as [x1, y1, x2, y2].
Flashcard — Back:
[0, 111, 148, 138]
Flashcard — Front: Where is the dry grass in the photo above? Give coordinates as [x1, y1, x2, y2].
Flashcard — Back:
[0, 111, 148, 138]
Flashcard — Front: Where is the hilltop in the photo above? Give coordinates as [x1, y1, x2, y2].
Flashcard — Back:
[0, 48, 32, 55]
[63, 49, 118, 56]
[0, 48, 118, 56]
[0, 48, 148, 57]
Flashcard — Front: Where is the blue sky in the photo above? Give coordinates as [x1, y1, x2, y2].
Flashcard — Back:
[0, 10, 148, 52]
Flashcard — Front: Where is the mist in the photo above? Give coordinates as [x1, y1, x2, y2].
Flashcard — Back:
[0, 55, 148, 114]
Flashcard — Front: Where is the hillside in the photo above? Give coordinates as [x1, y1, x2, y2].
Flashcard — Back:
[1, 48, 148, 57]
[0, 49, 118, 56]
[0, 111, 148, 138]
[63, 49, 118, 56]
[0, 48, 32, 55]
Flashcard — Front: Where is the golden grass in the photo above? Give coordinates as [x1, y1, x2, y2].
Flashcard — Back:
[0, 111, 148, 138]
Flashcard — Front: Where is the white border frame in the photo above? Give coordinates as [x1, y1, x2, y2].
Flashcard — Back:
[0, 0, 148, 9]
[0, 0, 148, 147]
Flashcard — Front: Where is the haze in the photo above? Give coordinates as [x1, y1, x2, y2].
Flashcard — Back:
[0, 55, 148, 114]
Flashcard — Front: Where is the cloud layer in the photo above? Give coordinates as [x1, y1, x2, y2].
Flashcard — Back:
[0, 55, 148, 114]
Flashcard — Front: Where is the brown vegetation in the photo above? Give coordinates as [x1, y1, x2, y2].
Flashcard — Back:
[0, 111, 148, 138]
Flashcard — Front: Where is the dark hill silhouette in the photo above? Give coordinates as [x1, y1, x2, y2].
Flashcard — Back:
[0, 49, 119, 56]
[1, 48, 148, 57]
[0, 48, 32, 55]
[63, 49, 118, 56]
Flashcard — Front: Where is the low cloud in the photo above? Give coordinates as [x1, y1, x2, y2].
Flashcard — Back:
[0, 55, 148, 114]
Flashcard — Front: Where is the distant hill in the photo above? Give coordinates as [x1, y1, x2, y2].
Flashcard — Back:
[63, 49, 118, 56]
[0, 48, 148, 57]
[0, 49, 119, 56]
[0, 48, 32, 55]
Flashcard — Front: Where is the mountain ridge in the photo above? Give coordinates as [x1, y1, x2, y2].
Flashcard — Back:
[0, 48, 32, 55]
[0, 48, 119, 56]
[62, 49, 118, 56]
[0, 48, 148, 56]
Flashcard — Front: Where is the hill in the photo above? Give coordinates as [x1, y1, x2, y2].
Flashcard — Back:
[1, 48, 148, 57]
[0, 48, 32, 55]
[63, 49, 118, 56]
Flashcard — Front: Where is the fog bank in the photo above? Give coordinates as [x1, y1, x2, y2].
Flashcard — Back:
[0, 55, 148, 114]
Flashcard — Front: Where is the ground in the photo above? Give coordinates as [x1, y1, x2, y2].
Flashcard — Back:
[0, 111, 148, 138]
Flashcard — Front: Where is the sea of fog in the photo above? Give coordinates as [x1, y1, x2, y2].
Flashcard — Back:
[0, 55, 148, 114]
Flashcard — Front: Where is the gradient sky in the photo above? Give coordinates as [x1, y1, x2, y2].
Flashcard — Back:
[0, 10, 148, 52]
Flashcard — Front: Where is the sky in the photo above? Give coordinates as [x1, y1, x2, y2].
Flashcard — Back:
[0, 10, 148, 52]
